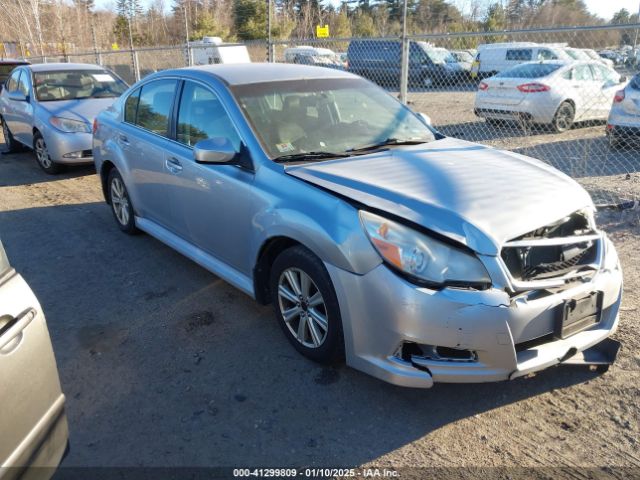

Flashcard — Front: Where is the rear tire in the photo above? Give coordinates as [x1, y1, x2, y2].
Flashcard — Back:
[551, 102, 575, 133]
[269, 245, 344, 364]
[1, 117, 20, 153]
[33, 132, 62, 174]
[107, 169, 139, 234]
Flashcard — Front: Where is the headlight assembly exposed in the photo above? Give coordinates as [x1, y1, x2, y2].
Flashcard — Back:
[49, 117, 91, 133]
[360, 210, 491, 288]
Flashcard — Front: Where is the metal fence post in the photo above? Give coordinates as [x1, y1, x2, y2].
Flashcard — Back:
[399, 0, 409, 104]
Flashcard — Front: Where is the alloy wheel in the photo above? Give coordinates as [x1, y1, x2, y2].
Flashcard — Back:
[277, 267, 328, 348]
[110, 177, 131, 226]
[35, 138, 52, 169]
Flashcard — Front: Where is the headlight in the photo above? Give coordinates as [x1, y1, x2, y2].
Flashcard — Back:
[360, 210, 491, 288]
[49, 117, 91, 133]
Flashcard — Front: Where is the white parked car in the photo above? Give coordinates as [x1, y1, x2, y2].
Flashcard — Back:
[607, 73, 640, 147]
[471, 42, 572, 78]
[474, 60, 626, 132]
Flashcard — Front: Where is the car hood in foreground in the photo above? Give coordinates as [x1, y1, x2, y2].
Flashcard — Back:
[285, 137, 593, 256]
[37, 97, 118, 125]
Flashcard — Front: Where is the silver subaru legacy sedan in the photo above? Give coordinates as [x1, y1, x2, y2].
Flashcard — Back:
[93, 64, 622, 388]
[0, 63, 127, 174]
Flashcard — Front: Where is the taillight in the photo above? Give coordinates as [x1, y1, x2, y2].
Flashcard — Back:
[613, 90, 625, 103]
[517, 83, 550, 93]
[92, 118, 98, 134]
[478, 81, 489, 91]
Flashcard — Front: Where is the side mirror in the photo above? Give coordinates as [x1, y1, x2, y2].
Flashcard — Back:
[8, 91, 27, 102]
[416, 111, 432, 126]
[193, 137, 237, 164]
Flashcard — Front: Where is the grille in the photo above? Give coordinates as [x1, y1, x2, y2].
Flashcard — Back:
[501, 211, 600, 287]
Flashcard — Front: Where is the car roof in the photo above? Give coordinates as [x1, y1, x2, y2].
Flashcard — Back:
[168, 63, 356, 86]
[0, 59, 29, 65]
[27, 63, 106, 72]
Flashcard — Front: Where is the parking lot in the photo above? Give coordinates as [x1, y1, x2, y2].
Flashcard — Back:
[1, 125, 639, 474]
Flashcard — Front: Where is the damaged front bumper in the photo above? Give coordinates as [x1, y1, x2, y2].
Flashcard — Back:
[326, 237, 622, 388]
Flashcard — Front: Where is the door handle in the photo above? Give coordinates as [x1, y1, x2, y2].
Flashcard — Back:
[118, 134, 130, 146]
[0, 308, 36, 352]
[165, 157, 183, 174]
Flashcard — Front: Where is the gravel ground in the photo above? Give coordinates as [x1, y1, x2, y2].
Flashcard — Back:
[0, 134, 639, 476]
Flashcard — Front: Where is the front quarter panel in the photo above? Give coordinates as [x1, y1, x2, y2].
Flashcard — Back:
[251, 165, 382, 276]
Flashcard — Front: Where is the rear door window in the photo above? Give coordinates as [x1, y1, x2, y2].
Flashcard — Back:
[134, 79, 178, 137]
[505, 49, 532, 61]
[537, 49, 558, 60]
[572, 65, 594, 82]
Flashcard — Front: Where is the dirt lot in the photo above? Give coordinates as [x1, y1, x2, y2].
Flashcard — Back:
[0, 136, 639, 476]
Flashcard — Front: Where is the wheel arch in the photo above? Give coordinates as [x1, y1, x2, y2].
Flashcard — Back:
[100, 160, 117, 204]
[253, 236, 303, 305]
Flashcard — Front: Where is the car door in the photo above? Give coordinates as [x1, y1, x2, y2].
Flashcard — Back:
[1, 70, 23, 136]
[161, 80, 256, 274]
[119, 78, 180, 230]
[590, 63, 623, 118]
[12, 68, 35, 144]
[0, 239, 68, 479]
[566, 64, 600, 120]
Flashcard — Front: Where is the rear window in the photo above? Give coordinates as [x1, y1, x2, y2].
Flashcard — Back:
[496, 63, 562, 79]
[506, 49, 532, 61]
[631, 75, 640, 90]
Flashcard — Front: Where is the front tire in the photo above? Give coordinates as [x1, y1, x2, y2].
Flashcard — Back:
[107, 169, 138, 234]
[551, 102, 575, 133]
[269, 246, 344, 364]
[34, 132, 62, 174]
[2, 117, 20, 153]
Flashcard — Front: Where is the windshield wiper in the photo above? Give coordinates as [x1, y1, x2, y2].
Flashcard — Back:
[346, 138, 429, 153]
[272, 151, 350, 163]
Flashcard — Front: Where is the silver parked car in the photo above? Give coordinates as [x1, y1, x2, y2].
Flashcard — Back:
[94, 64, 622, 388]
[0, 239, 68, 477]
[475, 60, 626, 132]
[0, 63, 127, 174]
[607, 73, 640, 147]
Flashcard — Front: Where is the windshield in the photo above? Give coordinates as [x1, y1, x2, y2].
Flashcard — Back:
[426, 48, 456, 64]
[496, 63, 562, 78]
[34, 69, 127, 102]
[232, 78, 436, 160]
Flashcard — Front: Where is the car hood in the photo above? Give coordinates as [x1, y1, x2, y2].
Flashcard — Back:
[285, 137, 593, 256]
[37, 98, 118, 125]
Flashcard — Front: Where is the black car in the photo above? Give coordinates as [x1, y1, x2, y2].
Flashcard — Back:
[0, 59, 30, 90]
[347, 40, 465, 88]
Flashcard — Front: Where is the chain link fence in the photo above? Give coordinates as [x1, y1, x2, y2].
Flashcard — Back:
[26, 24, 640, 217]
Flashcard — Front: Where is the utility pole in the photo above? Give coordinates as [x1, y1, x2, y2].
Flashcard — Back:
[90, 13, 101, 65]
[267, 0, 273, 62]
[399, 0, 409, 104]
[184, 5, 192, 66]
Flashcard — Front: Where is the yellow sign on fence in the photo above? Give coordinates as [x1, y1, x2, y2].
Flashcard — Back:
[111, 43, 119, 51]
[316, 25, 329, 38]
